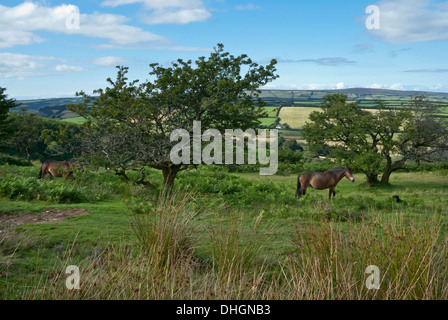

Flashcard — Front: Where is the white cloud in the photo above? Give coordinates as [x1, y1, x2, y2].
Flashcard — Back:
[0, 52, 85, 78]
[369, 0, 448, 43]
[369, 83, 384, 89]
[336, 82, 346, 89]
[0, 52, 55, 78]
[263, 83, 349, 90]
[389, 83, 404, 90]
[368, 83, 405, 90]
[54, 64, 85, 72]
[102, 0, 211, 24]
[142, 8, 211, 24]
[91, 56, 128, 67]
[0, 2, 163, 48]
[0, 30, 45, 49]
[235, 3, 261, 10]
[279, 57, 356, 66]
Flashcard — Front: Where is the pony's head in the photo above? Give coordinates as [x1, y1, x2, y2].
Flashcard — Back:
[344, 167, 355, 183]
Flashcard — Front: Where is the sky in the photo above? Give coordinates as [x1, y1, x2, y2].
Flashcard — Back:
[1, 0, 448, 99]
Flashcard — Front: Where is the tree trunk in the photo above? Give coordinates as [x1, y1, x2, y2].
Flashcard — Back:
[380, 155, 393, 185]
[380, 157, 407, 185]
[162, 165, 181, 189]
[365, 171, 379, 187]
[25, 146, 32, 166]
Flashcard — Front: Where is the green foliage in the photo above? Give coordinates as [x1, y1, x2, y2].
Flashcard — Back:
[176, 166, 296, 210]
[0, 165, 121, 203]
[0, 88, 20, 150]
[2, 161, 448, 300]
[131, 190, 198, 270]
[0, 153, 31, 166]
[0, 176, 89, 203]
[67, 44, 278, 187]
[302, 94, 448, 186]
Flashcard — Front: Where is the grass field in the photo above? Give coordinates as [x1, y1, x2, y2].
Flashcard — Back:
[263, 106, 279, 117]
[278, 107, 321, 129]
[1, 163, 448, 300]
[277, 104, 448, 132]
[61, 116, 86, 124]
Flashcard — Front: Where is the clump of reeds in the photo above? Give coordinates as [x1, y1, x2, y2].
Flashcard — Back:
[283, 214, 448, 299]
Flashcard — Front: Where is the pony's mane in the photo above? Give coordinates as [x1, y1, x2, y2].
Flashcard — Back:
[328, 167, 347, 171]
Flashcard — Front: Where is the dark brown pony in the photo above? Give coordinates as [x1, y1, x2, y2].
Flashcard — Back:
[38, 159, 81, 180]
[295, 167, 355, 200]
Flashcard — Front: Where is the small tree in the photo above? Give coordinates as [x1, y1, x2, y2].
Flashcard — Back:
[7, 109, 43, 165]
[0, 87, 19, 150]
[303, 94, 448, 186]
[398, 95, 448, 171]
[69, 44, 278, 187]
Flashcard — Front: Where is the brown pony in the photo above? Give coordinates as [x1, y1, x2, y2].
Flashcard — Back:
[38, 159, 81, 180]
[295, 167, 355, 200]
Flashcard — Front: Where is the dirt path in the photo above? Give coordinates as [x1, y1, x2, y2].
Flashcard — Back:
[0, 209, 88, 230]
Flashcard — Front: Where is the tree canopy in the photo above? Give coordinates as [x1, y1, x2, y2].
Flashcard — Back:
[68, 44, 278, 187]
[0, 87, 19, 150]
[303, 94, 448, 186]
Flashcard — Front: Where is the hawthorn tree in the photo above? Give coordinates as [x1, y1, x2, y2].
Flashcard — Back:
[303, 94, 448, 186]
[68, 44, 278, 187]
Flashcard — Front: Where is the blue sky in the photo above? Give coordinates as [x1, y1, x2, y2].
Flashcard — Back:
[1, 0, 448, 99]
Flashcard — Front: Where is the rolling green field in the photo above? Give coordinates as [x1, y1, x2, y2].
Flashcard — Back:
[61, 116, 87, 124]
[1, 164, 448, 299]
[16, 89, 448, 121]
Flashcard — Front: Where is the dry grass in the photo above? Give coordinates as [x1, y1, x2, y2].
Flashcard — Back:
[8, 192, 448, 300]
[278, 107, 320, 129]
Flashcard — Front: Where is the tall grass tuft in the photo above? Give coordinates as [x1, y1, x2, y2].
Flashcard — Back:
[284, 214, 448, 299]
[206, 211, 274, 299]
[131, 189, 199, 275]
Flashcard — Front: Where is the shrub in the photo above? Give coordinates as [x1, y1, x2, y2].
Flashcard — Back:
[0, 175, 105, 203]
[0, 154, 31, 166]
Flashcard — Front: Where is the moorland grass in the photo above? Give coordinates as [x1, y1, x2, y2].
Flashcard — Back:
[1, 164, 448, 299]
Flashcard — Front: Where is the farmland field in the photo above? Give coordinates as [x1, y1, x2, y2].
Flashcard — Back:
[278, 107, 321, 129]
[263, 106, 279, 117]
[1, 163, 448, 300]
[259, 117, 277, 126]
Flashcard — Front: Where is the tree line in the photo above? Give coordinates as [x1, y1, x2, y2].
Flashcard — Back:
[1, 44, 447, 188]
[0, 87, 80, 165]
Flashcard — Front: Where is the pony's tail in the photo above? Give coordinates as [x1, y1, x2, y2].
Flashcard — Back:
[295, 176, 301, 198]
[38, 164, 43, 179]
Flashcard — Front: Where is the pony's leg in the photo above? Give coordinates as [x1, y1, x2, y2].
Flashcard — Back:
[329, 187, 336, 200]
[295, 176, 301, 198]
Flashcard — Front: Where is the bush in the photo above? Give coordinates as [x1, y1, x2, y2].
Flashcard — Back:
[0, 176, 88, 203]
[176, 167, 297, 211]
[0, 154, 31, 166]
[0, 173, 112, 203]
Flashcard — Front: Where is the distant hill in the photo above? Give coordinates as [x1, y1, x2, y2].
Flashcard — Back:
[14, 88, 448, 119]
[258, 88, 448, 106]
[14, 97, 86, 119]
